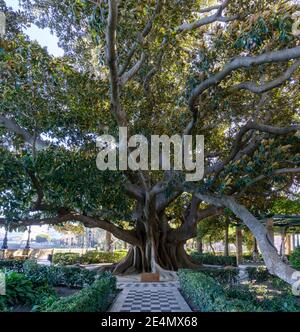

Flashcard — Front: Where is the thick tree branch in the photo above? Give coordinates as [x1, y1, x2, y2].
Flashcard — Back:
[168, 201, 223, 242]
[106, 0, 126, 125]
[0, 213, 139, 246]
[177, 0, 238, 33]
[119, 52, 146, 86]
[232, 60, 300, 94]
[188, 46, 300, 109]
[118, 0, 162, 76]
[205, 122, 300, 176]
[241, 167, 300, 191]
[0, 116, 48, 150]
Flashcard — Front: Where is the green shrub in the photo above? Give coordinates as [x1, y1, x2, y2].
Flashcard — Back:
[178, 270, 257, 312]
[0, 296, 8, 312]
[259, 294, 300, 312]
[43, 272, 117, 312]
[5, 271, 36, 305]
[225, 284, 257, 302]
[290, 247, 300, 270]
[23, 260, 96, 288]
[246, 266, 270, 282]
[179, 269, 300, 312]
[52, 253, 80, 265]
[242, 254, 263, 262]
[190, 252, 237, 266]
[0, 259, 25, 273]
[52, 250, 127, 266]
[200, 267, 239, 285]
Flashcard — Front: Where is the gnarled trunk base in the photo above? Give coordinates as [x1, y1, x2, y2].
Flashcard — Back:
[113, 242, 199, 276]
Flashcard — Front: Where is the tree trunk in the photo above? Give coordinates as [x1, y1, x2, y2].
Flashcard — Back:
[286, 234, 291, 255]
[196, 237, 203, 253]
[224, 221, 229, 256]
[235, 225, 243, 265]
[280, 227, 287, 259]
[292, 234, 296, 251]
[266, 218, 274, 246]
[252, 236, 259, 261]
[113, 241, 198, 275]
[105, 231, 112, 252]
[112, 212, 199, 275]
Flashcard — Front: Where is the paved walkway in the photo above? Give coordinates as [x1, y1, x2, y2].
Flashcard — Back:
[109, 278, 191, 312]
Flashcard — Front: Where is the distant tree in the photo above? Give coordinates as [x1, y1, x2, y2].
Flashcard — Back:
[35, 233, 50, 243]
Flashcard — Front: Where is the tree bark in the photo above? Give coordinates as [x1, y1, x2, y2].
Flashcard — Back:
[286, 234, 291, 256]
[252, 237, 259, 261]
[105, 231, 113, 252]
[235, 225, 243, 265]
[112, 211, 199, 275]
[280, 227, 287, 259]
[224, 221, 229, 256]
[266, 218, 274, 246]
[196, 237, 203, 253]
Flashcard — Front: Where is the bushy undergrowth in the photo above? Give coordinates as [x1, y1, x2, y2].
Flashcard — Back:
[0, 260, 116, 312]
[179, 269, 300, 312]
[42, 272, 117, 312]
[190, 252, 237, 266]
[198, 267, 239, 285]
[290, 247, 300, 270]
[52, 250, 127, 265]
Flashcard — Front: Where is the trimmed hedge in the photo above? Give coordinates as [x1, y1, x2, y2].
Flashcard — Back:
[52, 253, 80, 265]
[22, 260, 97, 288]
[179, 269, 300, 312]
[190, 252, 237, 267]
[52, 250, 127, 266]
[0, 260, 97, 288]
[43, 272, 117, 312]
[198, 267, 239, 285]
[0, 259, 25, 272]
[178, 270, 257, 312]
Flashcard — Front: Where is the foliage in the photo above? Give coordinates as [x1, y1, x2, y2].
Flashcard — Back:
[35, 234, 50, 243]
[290, 247, 300, 270]
[0, 259, 25, 273]
[52, 253, 80, 265]
[42, 272, 117, 312]
[79, 250, 127, 264]
[190, 252, 237, 266]
[246, 266, 271, 282]
[0, 296, 7, 312]
[52, 250, 127, 265]
[199, 267, 239, 285]
[0, 263, 116, 312]
[178, 270, 257, 312]
[22, 260, 97, 288]
[4, 271, 36, 305]
[179, 269, 300, 312]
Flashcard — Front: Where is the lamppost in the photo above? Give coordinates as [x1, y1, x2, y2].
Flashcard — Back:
[25, 226, 31, 250]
